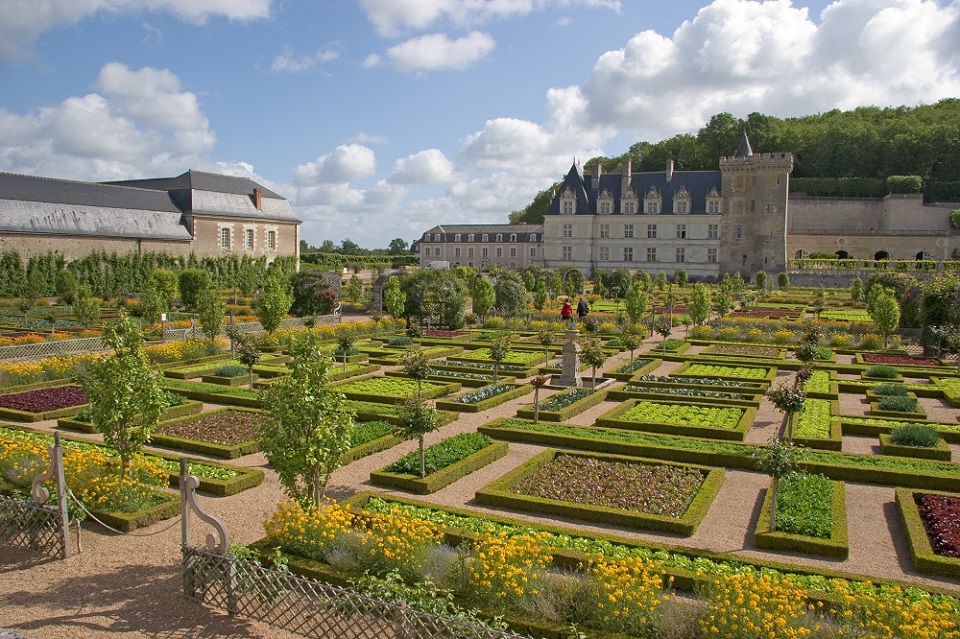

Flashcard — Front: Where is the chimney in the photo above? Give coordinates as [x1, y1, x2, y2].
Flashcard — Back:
[253, 188, 262, 210]
[621, 157, 632, 197]
[665, 160, 674, 183]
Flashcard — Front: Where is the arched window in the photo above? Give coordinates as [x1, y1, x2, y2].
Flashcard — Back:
[874, 250, 889, 261]
[455, 233, 461, 242]
[509, 233, 517, 242]
[835, 250, 849, 259]
[482, 234, 489, 242]
[496, 234, 503, 242]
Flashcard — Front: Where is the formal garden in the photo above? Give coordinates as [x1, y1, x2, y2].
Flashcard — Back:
[6, 255, 960, 638]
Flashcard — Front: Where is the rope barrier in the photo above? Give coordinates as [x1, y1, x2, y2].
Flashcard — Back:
[67, 488, 180, 537]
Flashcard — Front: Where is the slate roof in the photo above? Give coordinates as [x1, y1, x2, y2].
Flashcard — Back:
[422, 223, 543, 240]
[0, 169, 298, 240]
[545, 162, 721, 216]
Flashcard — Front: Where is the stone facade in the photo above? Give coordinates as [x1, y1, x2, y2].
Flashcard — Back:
[416, 133, 959, 278]
[0, 170, 300, 262]
[416, 224, 543, 270]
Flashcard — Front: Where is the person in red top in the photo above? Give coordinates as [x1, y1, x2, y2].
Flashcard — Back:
[561, 299, 573, 327]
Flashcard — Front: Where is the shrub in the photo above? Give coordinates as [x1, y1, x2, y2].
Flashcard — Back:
[210, 364, 248, 378]
[890, 424, 941, 448]
[873, 383, 908, 397]
[877, 395, 919, 413]
[387, 336, 413, 347]
[865, 365, 899, 379]
[859, 333, 884, 350]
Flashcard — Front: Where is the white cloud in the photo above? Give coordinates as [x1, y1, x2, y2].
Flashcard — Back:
[0, 62, 214, 180]
[347, 132, 389, 145]
[387, 31, 495, 71]
[0, 0, 273, 60]
[390, 149, 456, 184]
[292, 144, 376, 185]
[270, 44, 340, 73]
[362, 53, 382, 68]
[579, 0, 960, 140]
[358, 0, 620, 37]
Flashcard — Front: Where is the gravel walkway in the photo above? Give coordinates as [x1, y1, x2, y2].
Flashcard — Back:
[4, 328, 960, 638]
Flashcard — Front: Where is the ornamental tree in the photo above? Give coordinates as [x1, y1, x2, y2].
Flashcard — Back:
[195, 286, 225, 344]
[383, 276, 406, 319]
[472, 276, 495, 320]
[623, 285, 649, 325]
[687, 283, 712, 327]
[394, 395, 440, 478]
[530, 375, 550, 423]
[79, 315, 168, 477]
[753, 437, 799, 533]
[767, 382, 807, 442]
[537, 327, 555, 364]
[258, 332, 355, 507]
[255, 271, 293, 333]
[401, 348, 432, 401]
[581, 339, 608, 389]
[869, 288, 901, 349]
[489, 335, 511, 383]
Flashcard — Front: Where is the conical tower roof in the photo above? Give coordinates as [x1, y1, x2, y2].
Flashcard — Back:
[735, 131, 754, 158]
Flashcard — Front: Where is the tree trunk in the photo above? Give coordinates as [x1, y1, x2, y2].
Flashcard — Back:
[419, 435, 426, 478]
[769, 477, 780, 532]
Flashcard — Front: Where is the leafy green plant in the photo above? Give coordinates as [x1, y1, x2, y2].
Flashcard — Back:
[394, 396, 441, 477]
[210, 364, 248, 378]
[536, 387, 593, 412]
[775, 472, 834, 538]
[890, 424, 941, 448]
[873, 383, 909, 397]
[452, 383, 516, 405]
[865, 364, 899, 379]
[877, 396, 919, 413]
[388, 335, 413, 347]
[387, 431, 489, 476]
[754, 438, 798, 532]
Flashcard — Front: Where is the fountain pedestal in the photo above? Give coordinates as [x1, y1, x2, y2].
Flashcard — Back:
[558, 329, 582, 388]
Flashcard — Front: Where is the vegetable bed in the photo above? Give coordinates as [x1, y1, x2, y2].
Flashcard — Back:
[754, 474, 848, 558]
[595, 399, 754, 441]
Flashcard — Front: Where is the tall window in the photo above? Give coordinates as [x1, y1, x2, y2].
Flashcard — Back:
[599, 223, 610, 239]
[245, 228, 254, 250]
[562, 200, 574, 214]
[676, 224, 686, 239]
[707, 200, 720, 214]
[482, 247, 489, 257]
[646, 201, 659, 214]
[219, 228, 230, 249]
[623, 224, 634, 239]
[468, 247, 474, 257]
[647, 224, 657, 239]
[455, 247, 461, 257]
[562, 224, 573, 238]
[623, 247, 633, 262]
[708, 224, 719, 240]
[736, 226, 743, 240]
[599, 246, 610, 261]
[530, 247, 536, 257]
[623, 201, 636, 215]
[562, 246, 572, 260]
[510, 247, 517, 257]
[675, 201, 688, 214]
[646, 247, 657, 262]
[676, 247, 685, 263]
[496, 247, 503, 257]
[707, 248, 718, 263]
[267, 230, 277, 250]
[599, 201, 612, 214]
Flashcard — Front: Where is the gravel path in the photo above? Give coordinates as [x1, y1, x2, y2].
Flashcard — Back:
[4, 329, 960, 638]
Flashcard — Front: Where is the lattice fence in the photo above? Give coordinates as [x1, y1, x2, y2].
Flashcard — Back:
[0, 336, 107, 361]
[162, 315, 339, 343]
[0, 495, 66, 557]
[182, 545, 532, 639]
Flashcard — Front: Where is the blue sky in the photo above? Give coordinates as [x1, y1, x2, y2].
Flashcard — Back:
[1, 0, 958, 250]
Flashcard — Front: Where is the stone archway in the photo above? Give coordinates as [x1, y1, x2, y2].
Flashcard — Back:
[874, 250, 890, 261]
[836, 250, 849, 259]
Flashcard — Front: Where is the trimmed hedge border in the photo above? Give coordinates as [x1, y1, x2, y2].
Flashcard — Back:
[869, 401, 927, 420]
[370, 440, 508, 494]
[793, 416, 843, 451]
[200, 373, 257, 386]
[57, 399, 204, 434]
[754, 479, 849, 558]
[879, 433, 952, 461]
[327, 363, 381, 382]
[594, 399, 755, 442]
[606, 357, 661, 382]
[146, 407, 265, 459]
[430, 361, 541, 378]
[477, 419, 960, 491]
[607, 386, 763, 408]
[435, 384, 532, 413]
[340, 432, 405, 465]
[88, 493, 180, 532]
[335, 374, 460, 405]
[895, 487, 960, 579]
[515, 388, 609, 422]
[670, 361, 778, 383]
[161, 379, 261, 408]
[475, 448, 724, 536]
[840, 416, 960, 443]
[384, 369, 516, 388]
[0, 383, 87, 422]
[837, 379, 942, 399]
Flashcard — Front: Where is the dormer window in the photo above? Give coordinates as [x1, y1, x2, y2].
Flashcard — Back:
[496, 233, 503, 242]
[482, 234, 489, 242]
[644, 187, 661, 215]
[434, 233, 441, 241]
[455, 233, 461, 242]
[560, 187, 576, 215]
[598, 189, 614, 215]
[509, 233, 517, 242]
[673, 186, 691, 215]
[468, 233, 475, 241]
[529, 233, 537, 242]
[706, 187, 722, 215]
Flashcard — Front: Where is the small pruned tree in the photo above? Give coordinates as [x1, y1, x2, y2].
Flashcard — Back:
[178, 269, 212, 309]
[767, 382, 807, 442]
[869, 288, 901, 349]
[623, 285, 649, 325]
[73, 285, 102, 328]
[472, 276, 495, 320]
[255, 271, 293, 334]
[654, 318, 672, 352]
[530, 375, 550, 423]
[537, 327, 555, 365]
[196, 286, 225, 344]
[236, 338, 261, 388]
[258, 332, 355, 507]
[334, 326, 356, 371]
[753, 437, 799, 533]
[394, 395, 440, 478]
[581, 340, 608, 389]
[383, 276, 406, 319]
[687, 283, 712, 327]
[79, 314, 168, 477]
[401, 348, 432, 400]
[622, 332, 641, 363]
[489, 335, 512, 383]
[850, 277, 864, 304]
[777, 272, 790, 290]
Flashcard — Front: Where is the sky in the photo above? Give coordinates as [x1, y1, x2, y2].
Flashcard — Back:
[1, 1, 958, 250]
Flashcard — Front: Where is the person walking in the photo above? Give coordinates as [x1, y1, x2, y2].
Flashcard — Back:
[561, 299, 573, 327]
[576, 297, 589, 322]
